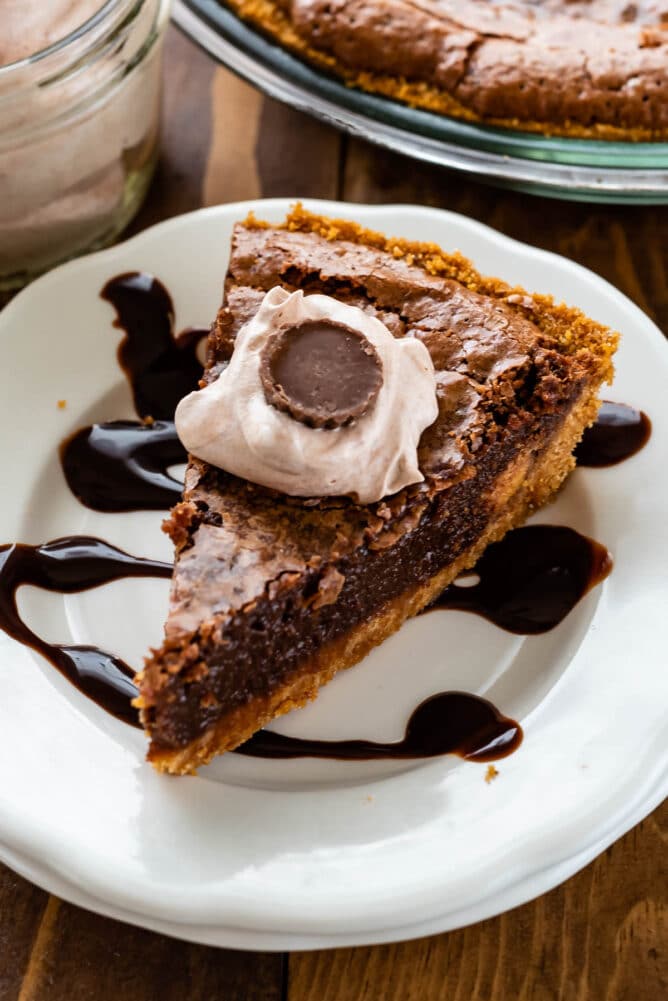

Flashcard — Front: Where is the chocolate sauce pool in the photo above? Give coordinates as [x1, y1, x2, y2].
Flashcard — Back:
[0, 272, 651, 764]
[62, 420, 184, 512]
[425, 525, 612, 633]
[0, 537, 170, 726]
[101, 272, 205, 421]
[60, 273, 205, 512]
[238, 691, 521, 762]
[575, 401, 651, 467]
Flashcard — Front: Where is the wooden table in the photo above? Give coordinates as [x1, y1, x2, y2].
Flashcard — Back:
[2, 26, 666, 1001]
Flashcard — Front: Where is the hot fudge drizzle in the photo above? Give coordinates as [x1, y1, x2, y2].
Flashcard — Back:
[60, 272, 206, 512]
[61, 419, 184, 512]
[0, 537, 170, 725]
[238, 691, 521, 762]
[424, 525, 612, 633]
[0, 530, 522, 762]
[1, 272, 652, 763]
[0, 538, 521, 761]
[575, 401, 651, 467]
[0, 520, 605, 760]
[101, 271, 205, 421]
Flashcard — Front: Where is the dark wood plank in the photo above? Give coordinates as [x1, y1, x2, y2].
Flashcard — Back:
[129, 28, 217, 231]
[203, 65, 264, 204]
[2, 883, 283, 1001]
[0, 866, 49, 1001]
[200, 64, 342, 205]
[255, 97, 342, 199]
[289, 801, 668, 1001]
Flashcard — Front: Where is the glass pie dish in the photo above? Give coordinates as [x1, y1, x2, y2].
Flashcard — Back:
[173, 0, 668, 204]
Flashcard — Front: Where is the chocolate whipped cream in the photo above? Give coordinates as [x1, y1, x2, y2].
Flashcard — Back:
[175, 287, 439, 503]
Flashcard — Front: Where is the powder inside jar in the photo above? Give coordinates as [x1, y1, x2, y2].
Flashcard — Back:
[0, 0, 169, 290]
[0, 1, 105, 68]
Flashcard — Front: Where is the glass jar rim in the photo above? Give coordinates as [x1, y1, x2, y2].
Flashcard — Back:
[0, 0, 141, 76]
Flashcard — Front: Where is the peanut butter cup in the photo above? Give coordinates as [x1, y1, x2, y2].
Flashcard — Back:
[260, 319, 383, 428]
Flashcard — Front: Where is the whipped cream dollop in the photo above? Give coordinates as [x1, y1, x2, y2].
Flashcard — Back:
[175, 287, 438, 504]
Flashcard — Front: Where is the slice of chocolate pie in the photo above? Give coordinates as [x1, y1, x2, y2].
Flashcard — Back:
[136, 206, 617, 774]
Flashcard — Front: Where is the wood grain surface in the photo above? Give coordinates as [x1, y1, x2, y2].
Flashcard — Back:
[1, 25, 666, 1001]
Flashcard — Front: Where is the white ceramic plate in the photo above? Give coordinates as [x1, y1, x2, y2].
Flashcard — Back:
[0, 200, 666, 951]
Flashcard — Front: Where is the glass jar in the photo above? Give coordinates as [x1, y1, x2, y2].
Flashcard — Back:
[0, 0, 171, 290]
